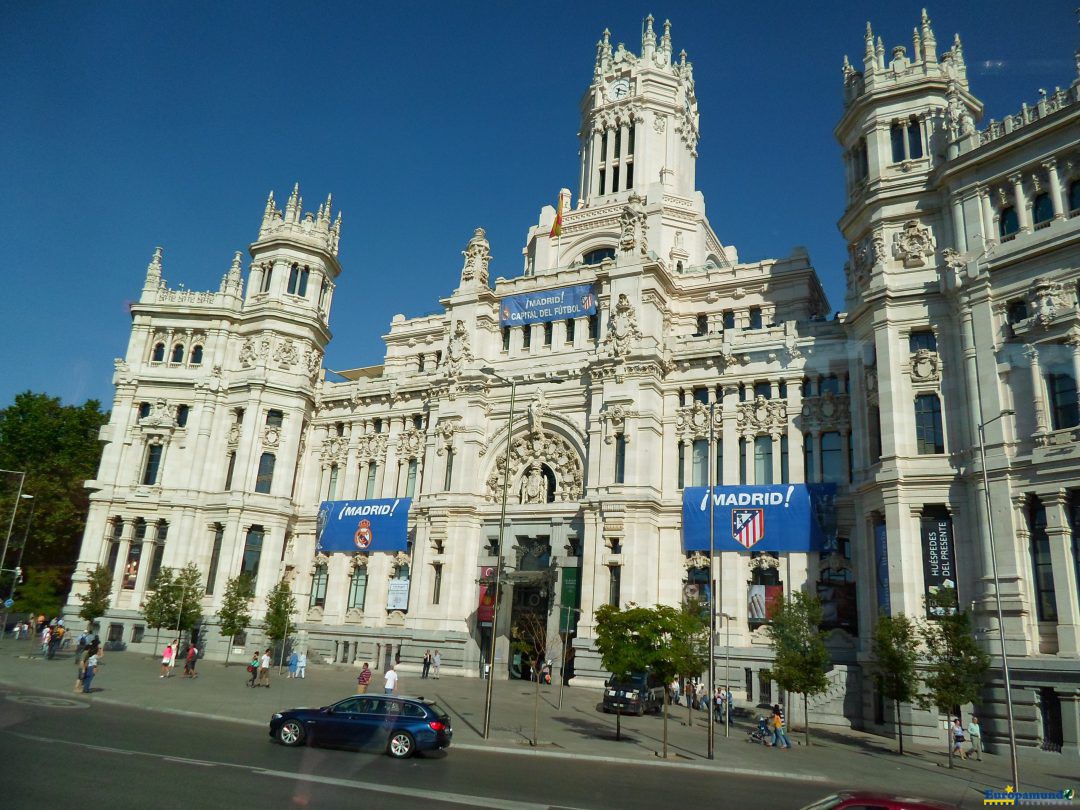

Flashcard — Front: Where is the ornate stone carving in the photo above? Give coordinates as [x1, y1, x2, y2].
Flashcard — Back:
[239, 338, 257, 368]
[748, 554, 779, 572]
[460, 227, 491, 287]
[263, 424, 281, 448]
[801, 392, 850, 432]
[396, 424, 424, 460]
[389, 551, 411, 579]
[526, 390, 547, 435]
[944, 80, 974, 140]
[519, 462, 547, 504]
[228, 423, 241, 447]
[434, 419, 458, 455]
[356, 432, 388, 463]
[849, 229, 885, 286]
[602, 404, 636, 444]
[736, 395, 788, 438]
[304, 343, 323, 382]
[140, 399, 176, 429]
[909, 348, 941, 383]
[653, 115, 666, 133]
[321, 435, 348, 465]
[603, 293, 642, 357]
[1028, 277, 1064, 328]
[618, 193, 648, 256]
[864, 366, 879, 406]
[485, 428, 584, 504]
[684, 552, 710, 571]
[444, 320, 473, 376]
[273, 339, 298, 367]
[350, 553, 369, 570]
[892, 220, 936, 268]
[676, 400, 721, 440]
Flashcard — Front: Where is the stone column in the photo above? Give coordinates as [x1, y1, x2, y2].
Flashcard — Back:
[681, 438, 692, 488]
[951, 194, 967, 252]
[1010, 173, 1031, 232]
[814, 432, 824, 482]
[722, 385, 739, 485]
[787, 379, 805, 482]
[744, 435, 755, 485]
[977, 185, 996, 245]
[590, 129, 602, 197]
[771, 433, 782, 485]
[1067, 331, 1080, 395]
[1044, 490, 1080, 656]
[1044, 159, 1065, 220]
[1024, 345, 1048, 435]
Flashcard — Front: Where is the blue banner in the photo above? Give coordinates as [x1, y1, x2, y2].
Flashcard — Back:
[681, 484, 837, 553]
[874, 520, 891, 616]
[316, 498, 411, 553]
[499, 284, 597, 326]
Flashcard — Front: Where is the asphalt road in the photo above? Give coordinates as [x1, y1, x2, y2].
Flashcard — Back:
[0, 688, 837, 810]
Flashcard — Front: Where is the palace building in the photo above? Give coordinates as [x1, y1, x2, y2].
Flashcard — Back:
[67, 13, 1080, 756]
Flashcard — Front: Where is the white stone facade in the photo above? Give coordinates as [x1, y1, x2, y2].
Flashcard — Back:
[67, 14, 1080, 756]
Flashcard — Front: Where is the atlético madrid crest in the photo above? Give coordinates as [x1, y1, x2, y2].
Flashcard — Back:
[732, 508, 764, 549]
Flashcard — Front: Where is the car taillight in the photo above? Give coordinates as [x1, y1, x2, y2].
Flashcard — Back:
[429, 721, 446, 732]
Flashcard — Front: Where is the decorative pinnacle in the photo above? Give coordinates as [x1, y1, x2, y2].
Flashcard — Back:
[264, 190, 275, 215]
[643, 13, 656, 50]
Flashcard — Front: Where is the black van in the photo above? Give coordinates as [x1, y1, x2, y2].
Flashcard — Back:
[602, 671, 665, 716]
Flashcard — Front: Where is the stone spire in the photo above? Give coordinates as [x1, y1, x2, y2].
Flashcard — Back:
[920, 8, 937, 64]
[594, 28, 612, 79]
[284, 182, 302, 223]
[863, 22, 876, 73]
[912, 28, 922, 64]
[145, 247, 163, 285]
[221, 250, 244, 296]
[642, 13, 656, 58]
[660, 19, 672, 61]
[460, 227, 491, 288]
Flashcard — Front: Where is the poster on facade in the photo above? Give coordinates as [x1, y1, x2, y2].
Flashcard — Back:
[316, 498, 411, 554]
[499, 284, 597, 326]
[559, 567, 580, 633]
[681, 484, 837, 553]
[478, 565, 496, 626]
[921, 512, 958, 618]
[387, 578, 410, 611]
[748, 584, 784, 624]
[874, 521, 891, 616]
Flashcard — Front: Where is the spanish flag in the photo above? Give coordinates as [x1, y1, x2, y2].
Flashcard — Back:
[549, 194, 563, 238]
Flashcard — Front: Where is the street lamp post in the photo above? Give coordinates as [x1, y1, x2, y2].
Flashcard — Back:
[0, 494, 34, 649]
[172, 582, 197, 674]
[707, 402, 717, 759]
[0, 469, 27, 596]
[556, 602, 583, 710]
[975, 407, 1020, 791]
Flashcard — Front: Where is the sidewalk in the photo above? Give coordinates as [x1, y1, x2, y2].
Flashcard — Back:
[0, 639, 1071, 808]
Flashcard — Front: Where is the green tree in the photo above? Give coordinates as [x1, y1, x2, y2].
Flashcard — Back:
[872, 613, 920, 755]
[78, 564, 112, 626]
[920, 606, 989, 768]
[142, 567, 178, 654]
[264, 578, 296, 666]
[672, 599, 710, 729]
[510, 611, 562, 746]
[174, 562, 204, 639]
[765, 591, 831, 746]
[0, 393, 108, 575]
[217, 574, 254, 667]
[12, 568, 64, 619]
[595, 603, 657, 742]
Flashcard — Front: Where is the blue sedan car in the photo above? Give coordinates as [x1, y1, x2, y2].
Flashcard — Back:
[269, 694, 452, 758]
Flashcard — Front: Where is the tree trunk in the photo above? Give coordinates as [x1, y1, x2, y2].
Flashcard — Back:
[533, 672, 541, 746]
[154, 627, 161, 659]
[947, 728, 954, 768]
[895, 698, 904, 755]
[615, 705, 622, 741]
[687, 680, 693, 728]
[803, 693, 810, 747]
[224, 641, 232, 668]
[662, 688, 669, 758]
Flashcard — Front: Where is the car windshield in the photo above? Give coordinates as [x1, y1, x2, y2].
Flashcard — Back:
[610, 673, 647, 688]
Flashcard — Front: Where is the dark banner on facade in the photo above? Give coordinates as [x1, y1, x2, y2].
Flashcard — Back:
[478, 565, 496, 625]
[499, 284, 597, 326]
[874, 520, 891, 616]
[921, 512, 958, 618]
[681, 484, 837, 553]
[559, 567, 580, 633]
[748, 584, 784, 624]
[316, 498, 411, 553]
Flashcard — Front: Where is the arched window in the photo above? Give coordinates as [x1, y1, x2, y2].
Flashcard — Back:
[582, 247, 615, 265]
[176, 404, 189, 428]
[255, 452, 276, 494]
[1032, 193, 1053, 226]
[298, 266, 309, 297]
[260, 264, 274, 293]
[1069, 180, 1080, 214]
[189, 345, 203, 365]
[999, 206, 1019, 237]
[171, 343, 184, 363]
[541, 463, 557, 503]
[151, 343, 165, 362]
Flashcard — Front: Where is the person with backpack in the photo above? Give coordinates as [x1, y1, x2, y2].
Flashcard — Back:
[771, 705, 791, 749]
[247, 650, 260, 687]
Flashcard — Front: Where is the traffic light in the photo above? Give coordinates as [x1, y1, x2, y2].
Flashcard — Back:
[14, 567, 22, 584]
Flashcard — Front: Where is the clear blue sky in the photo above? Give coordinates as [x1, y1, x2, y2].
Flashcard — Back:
[1, 2, 1074, 409]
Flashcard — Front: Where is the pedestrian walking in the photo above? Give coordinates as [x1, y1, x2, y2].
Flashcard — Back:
[160, 643, 174, 678]
[670, 677, 681, 706]
[771, 705, 791, 749]
[288, 650, 298, 679]
[951, 718, 967, 760]
[357, 662, 372, 694]
[422, 650, 431, 679]
[433, 649, 441, 679]
[81, 652, 98, 693]
[183, 642, 199, 678]
[247, 650, 260, 687]
[384, 665, 398, 694]
[75, 650, 88, 692]
[967, 716, 982, 761]
[297, 650, 307, 679]
[258, 648, 272, 687]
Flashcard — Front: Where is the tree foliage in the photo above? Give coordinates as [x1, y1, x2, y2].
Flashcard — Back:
[264, 578, 296, 645]
[12, 568, 64, 619]
[919, 607, 989, 768]
[78, 564, 112, 625]
[765, 591, 831, 745]
[142, 568, 179, 631]
[174, 562, 204, 635]
[217, 574, 254, 666]
[0, 393, 108, 574]
[510, 611, 562, 746]
[872, 613, 920, 755]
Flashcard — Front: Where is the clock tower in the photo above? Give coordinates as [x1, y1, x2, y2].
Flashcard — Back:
[579, 15, 699, 206]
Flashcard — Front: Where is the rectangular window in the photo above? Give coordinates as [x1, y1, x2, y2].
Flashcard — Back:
[106, 541, 121, 579]
[745, 667, 753, 702]
[123, 542, 142, 590]
[1047, 373, 1080, 430]
[723, 310, 735, 330]
[260, 265, 274, 293]
[754, 381, 771, 399]
[909, 330, 937, 353]
[821, 431, 842, 483]
[266, 409, 284, 428]
[327, 465, 339, 500]
[779, 381, 787, 398]
[820, 375, 841, 395]
[627, 124, 635, 155]
[148, 542, 166, 589]
[443, 450, 454, 491]
[108, 624, 123, 643]
[502, 327, 510, 351]
[804, 434, 815, 482]
[739, 437, 747, 485]
[206, 524, 223, 595]
[544, 321, 553, 347]
[612, 166, 619, 193]
[715, 439, 723, 485]
[589, 314, 599, 341]
[677, 442, 685, 489]
[365, 464, 378, 499]
[224, 452, 236, 490]
[142, 444, 163, 486]
[405, 459, 418, 497]
[692, 438, 709, 486]
[625, 162, 633, 188]
[754, 435, 773, 485]
[566, 318, 576, 344]
[348, 567, 368, 610]
[748, 308, 762, 329]
[608, 565, 621, 607]
[432, 563, 443, 605]
[309, 564, 328, 609]
[601, 131, 608, 163]
[255, 453, 276, 493]
[693, 387, 709, 405]
[847, 433, 854, 483]
[914, 394, 945, 454]
[907, 117, 923, 159]
[1070, 493, 1080, 609]
[869, 405, 883, 460]
[613, 129, 621, 159]
[780, 436, 789, 484]
[615, 434, 626, 484]
[132, 625, 145, 644]
[523, 326, 531, 350]
[599, 169, 606, 195]
[241, 526, 264, 584]
[1029, 502, 1058, 621]
[890, 122, 905, 163]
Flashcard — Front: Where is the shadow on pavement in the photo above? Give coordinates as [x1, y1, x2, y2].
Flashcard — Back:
[433, 694, 482, 737]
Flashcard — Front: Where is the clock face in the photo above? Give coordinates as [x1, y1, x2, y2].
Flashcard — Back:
[607, 78, 630, 102]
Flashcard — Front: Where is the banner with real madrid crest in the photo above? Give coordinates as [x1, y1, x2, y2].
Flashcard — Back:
[681, 484, 837, 553]
[316, 498, 411, 553]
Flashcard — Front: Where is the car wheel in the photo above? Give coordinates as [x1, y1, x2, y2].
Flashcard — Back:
[387, 730, 415, 759]
[277, 720, 305, 747]
[635, 704, 645, 717]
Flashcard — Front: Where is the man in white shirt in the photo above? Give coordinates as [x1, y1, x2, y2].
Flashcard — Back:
[433, 650, 441, 679]
[384, 665, 398, 694]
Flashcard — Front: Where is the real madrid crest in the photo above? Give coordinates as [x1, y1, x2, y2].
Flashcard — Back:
[354, 519, 374, 550]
